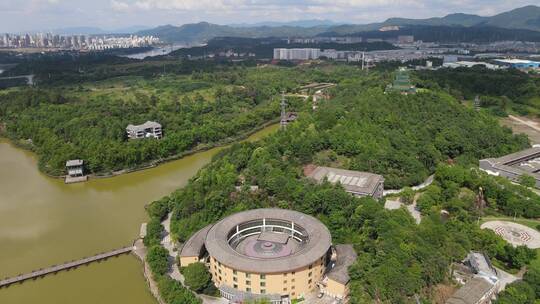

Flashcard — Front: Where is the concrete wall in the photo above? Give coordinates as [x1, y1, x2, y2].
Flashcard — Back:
[179, 256, 199, 268]
[209, 255, 326, 300]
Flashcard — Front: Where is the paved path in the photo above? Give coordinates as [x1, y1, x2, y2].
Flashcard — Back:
[161, 213, 183, 283]
[495, 266, 520, 291]
[383, 175, 434, 196]
[508, 115, 540, 132]
[384, 196, 422, 224]
[285, 94, 309, 99]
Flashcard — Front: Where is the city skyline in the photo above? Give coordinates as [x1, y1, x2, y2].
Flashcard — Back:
[0, 33, 160, 50]
[1, 0, 540, 33]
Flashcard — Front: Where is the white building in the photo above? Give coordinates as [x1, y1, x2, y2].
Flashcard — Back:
[126, 121, 163, 139]
[443, 61, 501, 70]
[66, 160, 84, 177]
[273, 48, 321, 60]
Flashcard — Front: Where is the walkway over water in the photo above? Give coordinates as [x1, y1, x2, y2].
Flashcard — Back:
[0, 246, 133, 288]
[0, 74, 34, 85]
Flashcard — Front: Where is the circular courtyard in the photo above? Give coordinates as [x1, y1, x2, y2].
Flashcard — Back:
[481, 220, 540, 249]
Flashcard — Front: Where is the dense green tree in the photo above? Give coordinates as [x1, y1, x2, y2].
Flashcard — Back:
[495, 281, 536, 304]
[400, 187, 415, 205]
[182, 262, 213, 294]
[147, 197, 171, 220]
[144, 217, 164, 247]
[157, 276, 202, 304]
[147, 245, 170, 276]
[417, 67, 540, 116]
[519, 174, 536, 188]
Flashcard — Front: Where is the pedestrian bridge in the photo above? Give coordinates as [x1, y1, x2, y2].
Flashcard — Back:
[0, 246, 133, 288]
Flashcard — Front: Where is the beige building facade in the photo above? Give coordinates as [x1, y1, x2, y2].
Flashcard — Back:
[180, 208, 355, 303]
[209, 255, 326, 300]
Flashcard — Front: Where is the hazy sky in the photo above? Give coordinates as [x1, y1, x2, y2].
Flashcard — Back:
[1, 0, 539, 32]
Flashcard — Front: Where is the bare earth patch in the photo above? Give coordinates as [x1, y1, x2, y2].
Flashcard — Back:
[501, 115, 540, 144]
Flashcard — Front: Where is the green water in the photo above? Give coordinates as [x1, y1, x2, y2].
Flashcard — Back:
[0, 124, 278, 304]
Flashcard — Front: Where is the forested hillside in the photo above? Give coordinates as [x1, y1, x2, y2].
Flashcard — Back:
[169, 37, 396, 59]
[0, 64, 337, 175]
[417, 67, 540, 116]
[145, 69, 536, 303]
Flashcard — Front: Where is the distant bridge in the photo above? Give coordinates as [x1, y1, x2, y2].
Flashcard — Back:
[0, 74, 34, 85]
[0, 246, 133, 288]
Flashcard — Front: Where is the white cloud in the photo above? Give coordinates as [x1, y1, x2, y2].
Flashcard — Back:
[111, 0, 130, 12]
[1, 0, 539, 33]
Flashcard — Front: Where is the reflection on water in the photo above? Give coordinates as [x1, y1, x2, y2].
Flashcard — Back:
[122, 44, 187, 59]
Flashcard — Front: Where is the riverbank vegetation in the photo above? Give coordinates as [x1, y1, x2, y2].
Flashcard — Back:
[139, 68, 540, 303]
[143, 199, 202, 304]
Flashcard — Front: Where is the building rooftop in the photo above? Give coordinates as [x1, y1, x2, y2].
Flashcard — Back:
[282, 112, 298, 122]
[327, 244, 358, 285]
[180, 224, 213, 258]
[299, 82, 336, 91]
[481, 146, 540, 177]
[65, 159, 83, 167]
[205, 208, 332, 274]
[307, 166, 384, 196]
[494, 59, 539, 64]
[126, 121, 162, 132]
[446, 277, 496, 304]
[465, 252, 497, 277]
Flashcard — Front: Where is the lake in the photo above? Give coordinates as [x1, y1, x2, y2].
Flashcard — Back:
[122, 44, 187, 60]
[0, 124, 279, 304]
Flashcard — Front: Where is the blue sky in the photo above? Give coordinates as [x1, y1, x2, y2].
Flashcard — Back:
[1, 0, 539, 33]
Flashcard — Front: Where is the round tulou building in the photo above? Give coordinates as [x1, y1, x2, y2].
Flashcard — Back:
[179, 208, 356, 304]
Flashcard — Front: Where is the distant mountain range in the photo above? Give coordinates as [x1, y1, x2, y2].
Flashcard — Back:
[137, 5, 540, 43]
[380, 5, 540, 31]
[137, 22, 326, 43]
[228, 19, 343, 28]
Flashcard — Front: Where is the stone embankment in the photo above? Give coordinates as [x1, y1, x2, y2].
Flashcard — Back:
[133, 229, 166, 304]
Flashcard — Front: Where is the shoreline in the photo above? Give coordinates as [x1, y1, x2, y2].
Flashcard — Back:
[133, 238, 166, 304]
[1, 119, 279, 181]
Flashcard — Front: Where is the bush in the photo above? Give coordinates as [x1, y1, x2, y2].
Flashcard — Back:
[147, 245, 170, 276]
[148, 197, 170, 220]
[144, 218, 164, 247]
[157, 276, 201, 304]
[400, 187, 415, 205]
[519, 174, 536, 188]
